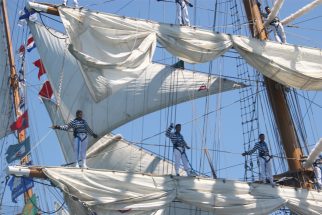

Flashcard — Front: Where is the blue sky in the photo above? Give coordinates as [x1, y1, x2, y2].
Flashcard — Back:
[2, 0, 322, 212]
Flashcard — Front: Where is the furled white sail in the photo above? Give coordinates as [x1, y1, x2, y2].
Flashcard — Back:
[42, 167, 322, 215]
[57, 8, 322, 96]
[58, 8, 233, 101]
[232, 35, 322, 90]
[0, 12, 14, 139]
[281, 0, 322, 25]
[29, 22, 242, 146]
[59, 8, 157, 101]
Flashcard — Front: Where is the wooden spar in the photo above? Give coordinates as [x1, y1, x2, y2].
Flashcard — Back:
[27, 2, 59, 16]
[7, 166, 47, 179]
[1, 0, 33, 202]
[242, 0, 310, 188]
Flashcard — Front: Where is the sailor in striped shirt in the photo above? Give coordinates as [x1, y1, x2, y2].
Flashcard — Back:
[175, 0, 193, 26]
[53, 110, 97, 168]
[166, 123, 192, 176]
[263, 6, 286, 43]
[242, 133, 274, 184]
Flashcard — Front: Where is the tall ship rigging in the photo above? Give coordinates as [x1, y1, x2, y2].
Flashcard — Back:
[1, 0, 322, 214]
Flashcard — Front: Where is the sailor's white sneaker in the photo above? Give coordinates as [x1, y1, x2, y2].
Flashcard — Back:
[75, 163, 80, 168]
[82, 160, 87, 168]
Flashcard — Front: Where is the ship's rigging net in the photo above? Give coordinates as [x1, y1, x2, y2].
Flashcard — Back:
[2, 0, 322, 213]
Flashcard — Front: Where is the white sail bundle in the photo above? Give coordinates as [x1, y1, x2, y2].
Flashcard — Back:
[0, 12, 14, 139]
[29, 22, 242, 148]
[59, 8, 157, 101]
[57, 8, 322, 97]
[42, 167, 322, 215]
[58, 8, 233, 101]
[232, 35, 322, 90]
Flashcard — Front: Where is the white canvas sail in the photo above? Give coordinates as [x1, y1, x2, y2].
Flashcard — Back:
[58, 8, 233, 101]
[0, 11, 14, 139]
[57, 8, 322, 97]
[41, 167, 322, 215]
[29, 22, 243, 147]
[42, 99, 74, 164]
[86, 134, 179, 175]
[232, 35, 322, 90]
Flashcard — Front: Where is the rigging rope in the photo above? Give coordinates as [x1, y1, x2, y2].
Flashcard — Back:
[23, 182, 66, 215]
[141, 90, 264, 143]
[114, 0, 136, 13]
[229, 0, 260, 182]
[39, 13, 68, 40]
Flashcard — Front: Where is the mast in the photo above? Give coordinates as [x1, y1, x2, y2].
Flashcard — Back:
[242, 0, 310, 188]
[1, 0, 33, 201]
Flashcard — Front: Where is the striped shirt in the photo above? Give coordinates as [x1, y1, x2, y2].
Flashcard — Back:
[165, 125, 188, 148]
[262, 13, 280, 26]
[58, 118, 95, 137]
[244, 141, 270, 157]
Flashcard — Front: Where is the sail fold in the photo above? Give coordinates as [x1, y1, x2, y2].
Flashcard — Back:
[43, 167, 322, 215]
[58, 8, 233, 101]
[232, 35, 322, 90]
[59, 8, 157, 100]
[57, 8, 322, 97]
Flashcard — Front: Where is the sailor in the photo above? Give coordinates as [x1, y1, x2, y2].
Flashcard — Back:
[176, 0, 193, 26]
[242, 134, 274, 184]
[313, 155, 322, 189]
[52, 110, 98, 168]
[62, 0, 79, 8]
[166, 123, 192, 176]
[263, 6, 287, 43]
